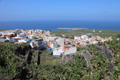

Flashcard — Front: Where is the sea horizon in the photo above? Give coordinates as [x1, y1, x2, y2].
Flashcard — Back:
[0, 20, 120, 31]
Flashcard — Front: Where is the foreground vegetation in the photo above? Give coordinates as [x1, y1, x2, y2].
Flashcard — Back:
[0, 39, 120, 80]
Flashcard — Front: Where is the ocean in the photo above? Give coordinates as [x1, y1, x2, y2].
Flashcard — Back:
[0, 20, 120, 31]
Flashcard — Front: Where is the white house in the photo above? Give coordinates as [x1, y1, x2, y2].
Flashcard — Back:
[56, 38, 64, 46]
[53, 45, 77, 56]
[53, 47, 63, 56]
[74, 36, 80, 40]
[64, 46, 76, 55]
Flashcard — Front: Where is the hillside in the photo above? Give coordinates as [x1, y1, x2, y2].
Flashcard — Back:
[0, 40, 120, 79]
[52, 29, 120, 40]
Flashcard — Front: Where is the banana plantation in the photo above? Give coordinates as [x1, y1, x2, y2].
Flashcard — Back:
[0, 40, 120, 80]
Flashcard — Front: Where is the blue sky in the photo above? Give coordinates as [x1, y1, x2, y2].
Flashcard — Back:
[0, 0, 120, 21]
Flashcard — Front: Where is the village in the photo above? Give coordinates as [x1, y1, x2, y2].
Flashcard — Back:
[0, 29, 112, 56]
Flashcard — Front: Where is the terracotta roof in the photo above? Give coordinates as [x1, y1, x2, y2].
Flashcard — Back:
[62, 45, 71, 51]
[26, 33, 30, 37]
[18, 42, 24, 44]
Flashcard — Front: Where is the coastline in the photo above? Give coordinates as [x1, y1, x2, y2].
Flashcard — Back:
[57, 28, 88, 30]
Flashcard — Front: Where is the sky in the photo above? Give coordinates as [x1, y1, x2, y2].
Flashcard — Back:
[0, 0, 120, 21]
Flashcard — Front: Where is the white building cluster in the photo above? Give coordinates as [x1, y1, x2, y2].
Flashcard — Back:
[74, 34, 112, 47]
[0, 29, 112, 56]
[0, 29, 76, 56]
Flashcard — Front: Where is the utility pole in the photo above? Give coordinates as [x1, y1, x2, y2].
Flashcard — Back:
[37, 47, 40, 65]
